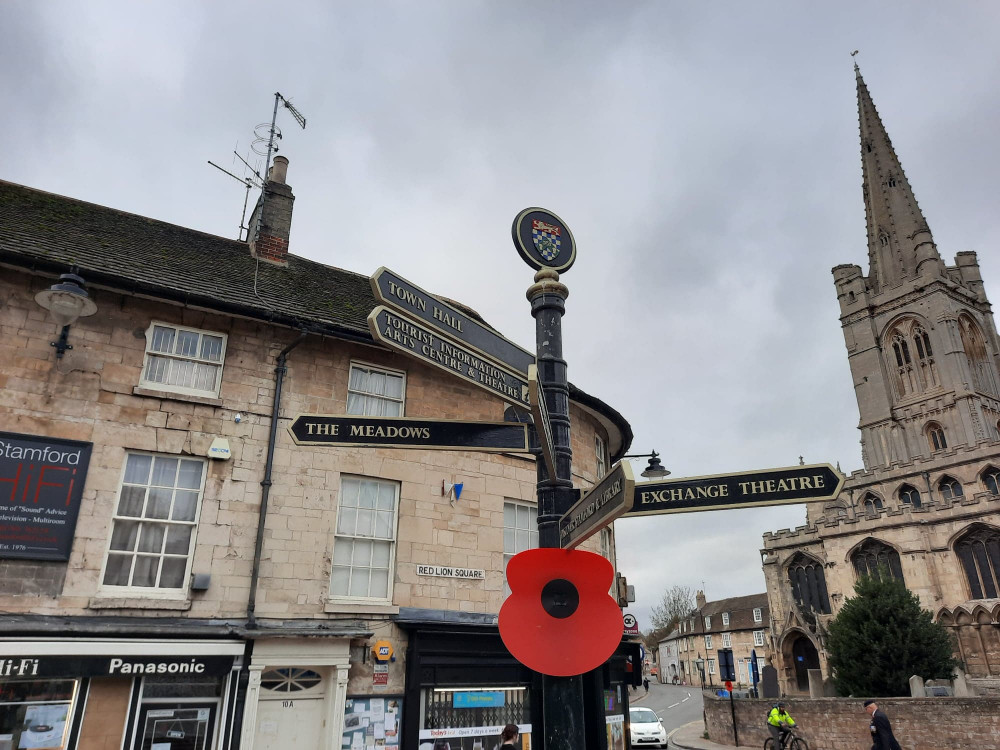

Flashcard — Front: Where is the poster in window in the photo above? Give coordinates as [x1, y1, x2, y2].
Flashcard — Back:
[342, 697, 402, 748]
[0, 432, 93, 561]
[417, 724, 531, 750]
[17, 704, 70, 749]
[604, 715, 624, 750]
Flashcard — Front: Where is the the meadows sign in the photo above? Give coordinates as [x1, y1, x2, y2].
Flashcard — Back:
[0, 432, 93, 561]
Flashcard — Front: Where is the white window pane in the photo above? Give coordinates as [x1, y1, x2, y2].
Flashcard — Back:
[374, 511, 393, 539]
[146, 488, 172, 519]
[529, 506, 537, 526]
[376, 484, 395, 511]
[164, 525, 192, 555]
[504, 503, 516, 528]
[176, 330, 199, 357]
[515, 529, 529, 552]
[201, 335, 224, 362]
[371, 541, 391, 568]
[357, 509, 374, 537]
[150, 326, 175, 353]
[504, 528, 515, 554]
[352, 539, 373, 567]
[333, 539, 353, 566]
[529, 530, 538, 548]
[103, 554, 132, 586]
[194, 363, 218, 391]
[337, 507, 356, 535]
[124, 454, 152, 485]
[110, 521, 139, 551]
[369, 570, 389, 599]
[346, 393, 365, 415]
[138, 524, 166, 553]
[384, 375, 404, 399]
[341, 478, 360, 507]
[151, 457, 178, 487]
[168, 358, 195, 387]
[349, 367, 368, 392]
[384, 400, 402, 417]
[132, 556, 159, 587]
[350, 568, 370, 597]
[159, 557, 187, 588]
[516, 504, 529, 529]
[172, 491, 198, 522]
[117, 486, 146, 517]
[369, 371, 386, 396]
[359, 482, 377, 509]
[331, 566, 351, 595]
[144, 355, 169, 384]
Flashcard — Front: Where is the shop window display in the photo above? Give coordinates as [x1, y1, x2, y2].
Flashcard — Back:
[0, 680, 78, 750]
[418, 687, 530, 749]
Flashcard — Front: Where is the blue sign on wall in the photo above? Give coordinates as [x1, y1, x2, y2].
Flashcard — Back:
[453, 691, 506, 708]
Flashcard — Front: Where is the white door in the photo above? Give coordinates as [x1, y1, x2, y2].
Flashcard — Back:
[254, 668, 327, 750]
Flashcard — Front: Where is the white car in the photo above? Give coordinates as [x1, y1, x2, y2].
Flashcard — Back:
[628, 707, 668, 748]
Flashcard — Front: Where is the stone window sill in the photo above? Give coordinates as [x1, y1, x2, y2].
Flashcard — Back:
[324, 601, 399, 616]
[89, 595, 192, 611]
[133, 386, 223, 408]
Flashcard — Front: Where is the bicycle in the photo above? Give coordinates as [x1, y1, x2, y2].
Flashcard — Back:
[763, 725, 809, 750]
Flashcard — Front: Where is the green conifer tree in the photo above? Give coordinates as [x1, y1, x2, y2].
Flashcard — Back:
[826, 573, 959, 696]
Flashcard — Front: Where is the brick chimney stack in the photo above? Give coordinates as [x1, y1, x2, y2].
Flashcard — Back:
[695, 590, 707, 609]
[248, 155, 294, 266]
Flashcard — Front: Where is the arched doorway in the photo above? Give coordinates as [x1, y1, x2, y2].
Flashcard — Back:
[789, 635, 820, 693]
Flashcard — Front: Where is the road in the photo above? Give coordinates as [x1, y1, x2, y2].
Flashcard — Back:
[630, 681, 704, 747]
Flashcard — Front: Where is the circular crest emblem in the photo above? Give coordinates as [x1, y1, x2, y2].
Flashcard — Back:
[512, 207, 576, 273]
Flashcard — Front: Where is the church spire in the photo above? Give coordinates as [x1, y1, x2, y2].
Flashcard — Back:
[856, 64, 942, 292]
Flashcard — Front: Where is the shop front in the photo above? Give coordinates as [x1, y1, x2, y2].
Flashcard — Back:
[397, 609, 641, 750]
[0, 638, 243, 750]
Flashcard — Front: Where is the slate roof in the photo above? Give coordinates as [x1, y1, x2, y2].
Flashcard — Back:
[0, 179, 632, 454]
[680, 593, 769, 635]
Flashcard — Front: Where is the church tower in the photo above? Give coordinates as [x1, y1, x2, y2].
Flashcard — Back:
[833, 65, 1000, 470]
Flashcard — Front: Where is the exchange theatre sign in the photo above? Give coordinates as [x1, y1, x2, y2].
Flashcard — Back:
[0, 432, 93, 561]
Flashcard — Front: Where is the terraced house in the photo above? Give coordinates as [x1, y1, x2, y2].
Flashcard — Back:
[0, 157, 638, 750]
[762, 67, 1000, 696]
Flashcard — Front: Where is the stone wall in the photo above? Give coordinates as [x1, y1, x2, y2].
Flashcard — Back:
[703, 693, 1000, 749]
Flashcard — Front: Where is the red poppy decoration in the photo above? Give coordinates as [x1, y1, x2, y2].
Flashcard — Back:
[499, 547, 622, 676]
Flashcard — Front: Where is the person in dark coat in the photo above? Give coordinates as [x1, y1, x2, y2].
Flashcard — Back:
[498, 723, 519, 749]
[863, 700, 902, 750]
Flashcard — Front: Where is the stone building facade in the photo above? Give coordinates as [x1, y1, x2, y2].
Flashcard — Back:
[762, 67, 1000, 696]
[0, 162, 635, 750]
[662, 591, 772, 688]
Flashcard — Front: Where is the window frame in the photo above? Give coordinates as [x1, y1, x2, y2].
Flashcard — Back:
[704, 635, 712, 650]
[139, 321, 228, 399]
[595, 435, 608, 479]
[753, 607, 762, 623]
[753, 630, 766, 647]
[346, 360, 407, 417]
[97, 451, 208, 599]
[329, 475, 401, 604]
[721, 612, 730, 628]
[504, 499, 539, 593]
[704, 615, 711, 629]
[721, 632, 732, 648]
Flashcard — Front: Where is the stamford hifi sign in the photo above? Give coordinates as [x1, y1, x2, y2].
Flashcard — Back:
[0, 432, 93, 561]
[0, 654, 235, 678]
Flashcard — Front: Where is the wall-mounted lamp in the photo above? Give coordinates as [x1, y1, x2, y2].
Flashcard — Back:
[623, 450, 671, 479]
[34, 273, 98, 359]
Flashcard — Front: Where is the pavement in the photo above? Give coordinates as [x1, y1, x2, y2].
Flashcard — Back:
[669, 720, 758, 750]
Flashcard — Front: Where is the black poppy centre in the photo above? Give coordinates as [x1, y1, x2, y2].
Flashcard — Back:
[540, 578, 580, 619]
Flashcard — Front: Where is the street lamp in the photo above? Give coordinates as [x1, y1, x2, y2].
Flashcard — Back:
[34, 273, 98, 359]
[695, 657, 705, 690]
[623, 450, 671, 479]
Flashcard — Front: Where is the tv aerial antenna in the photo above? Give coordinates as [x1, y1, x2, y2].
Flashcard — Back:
[207, 92, 307, 241]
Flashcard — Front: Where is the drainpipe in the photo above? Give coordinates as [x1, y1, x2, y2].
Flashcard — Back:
[247, 329, 308, 627]
[232, 330, 307, 750]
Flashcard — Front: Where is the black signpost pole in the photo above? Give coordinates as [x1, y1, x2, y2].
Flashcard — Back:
[528, 268, 585, 749]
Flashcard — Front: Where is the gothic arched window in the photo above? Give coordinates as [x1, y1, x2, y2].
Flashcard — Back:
[938, 476, 964, 500]
[983, 467, 1000, 496]
[912, 326, 939, 388]
[959, 315, 997, 396]
[887, 176, 897, 187]
[862, 493, 884, 517]
[886, 319, 939, 398]
[879, 232, 890, 248]
[786, 554, 831, 615]
[898, 484, 922, 508]
[851, 539, 905, 583]
[954, 525, 1000, 599]
[926, 422, 947, 452]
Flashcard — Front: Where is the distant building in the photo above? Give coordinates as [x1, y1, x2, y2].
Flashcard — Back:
[670, 591, 771, 688]
[657, 627, 680, 684]
[762, 67, 1000, 696]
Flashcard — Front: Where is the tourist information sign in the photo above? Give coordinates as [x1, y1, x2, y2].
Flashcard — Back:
[371, 267, 535, 377]
[527, 364, 557, 479]
[287, 414, 529, 452]
[368, 306, 531, 408]
[559, 460, 635, 549]
[625, 463, 844, 517]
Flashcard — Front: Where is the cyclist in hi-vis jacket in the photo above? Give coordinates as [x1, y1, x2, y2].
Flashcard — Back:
[767, 703, 796, 747]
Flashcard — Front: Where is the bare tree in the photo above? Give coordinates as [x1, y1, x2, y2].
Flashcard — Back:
[649, 584, 695, 631]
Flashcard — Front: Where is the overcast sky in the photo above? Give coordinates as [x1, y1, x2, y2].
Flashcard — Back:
[4, 1, 1000, 630]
